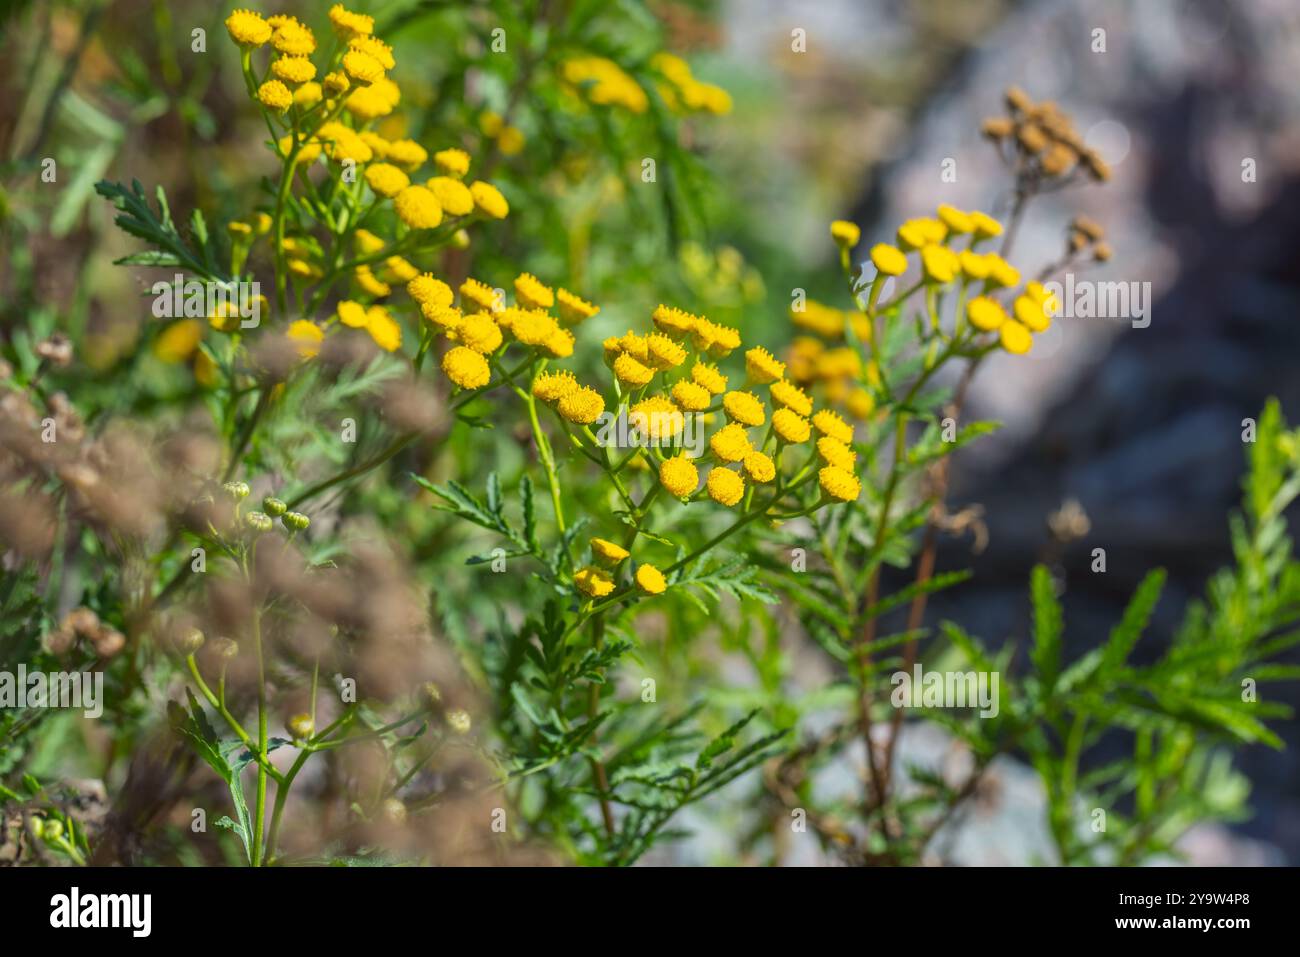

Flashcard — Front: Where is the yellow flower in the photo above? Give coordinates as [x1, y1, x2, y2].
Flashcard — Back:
[630, 396, 684, 441]
[272, 56, 316, 85]
[847, 387, 875, 420]
[423, 305, 462, 332]
[460, 278, 500, 314]
[959, 249, 991, 280]
[293, 81, 323, 107]
[512, 310, 560, 348]
[534, 370, 579, 403]
[385, 139, 427, 170]
[635, 563, 667, 595]
[575, 566, 615, 598]
[350, 35, 395, 69]
[984, 253, 1020, 288]
[691, 362, 727, 395]
[897, 217, 947, 250]
[317, 122, 373, 163]
[817, 436, 857, 471]
[342, 49, 385, 84]
[354, 265, 390, 297]
[385, 256, 419, 283]
[692, 319, 740, 357]
[337, 300, 368, 328]
[360, 131, 390, 159]
[543, 327, 575, 359]
[970, 210, 1003, 238]
[556, 288, 600, 325]
[434, 148, 471, 177]
[646, 333, 687, 370]
[769, 380, 812, 417]
[271, 20, 315, 57]
[723, 390, 765, 427]
[323, 71, 350, 95]
[257, 80, 293, 113]
[812, 408, 853, 443]
[671, 379, 711, 412]
[999, 319, 1033, 355]
[456, 313, 503, 354]
[745, 346, 785, 384]
[557, 386, 605, 425]
[591, 538, 630, 565]
[514, 273, 554, 310]
[659, 454, 700, 497]
[613, 352, 655, 387]
[936, 204, 974, 234]
[345, 85, 393, 120]
[966, 296, 1008, 332]
[743, 450, 776, 484]
[427, 177, 474, 216]
[709, 422, 752, 463]
[1013, 293, 1052, 332]
[365, 163, 410, 198]
[470, 181, 509, 219]
[830, 220, 861, 248]
[365, 306, 402, 352]
[225, 10, 272, 47]
[154, 319, 202, 363]
[394, 185, 442, 229]
[706, 467, 745, 507]
[920, 244, 959, 284]
[818, 465, 861, 502]
[287, 320, 324, 358]
[652, 304, 698, 338]
[771, 407, 811, 444]
[871, 243, 908, 276]
[443, 346, 490, 389]
[618, 331, 649, 363]
[329, 4, 374, 39]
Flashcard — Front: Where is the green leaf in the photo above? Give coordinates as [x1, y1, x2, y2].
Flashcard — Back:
[1100, 569, 1167, 675]
[1030, 565, 1063, 692]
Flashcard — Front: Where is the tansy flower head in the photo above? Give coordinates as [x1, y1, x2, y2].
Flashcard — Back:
[511, 310, 560, 348]
[434, 148, 471, 177]
[723, 390, 765, 427]
[770, 380, 812, 417]
[514, 273, 554, 310]
[470, 181, 509, 219]
[691, 362, 727, 395]
[897, 217, 947, 250]
[817, 436, 857, 471]
[635, 564, 667, 595]
[921, 244, 959, 284]
[365, 163, 410, 198]
[999, 319, 1033, 354]
[226, 10, 272, 47]
[455, 313, 503, 354]
[287, 320, 324, 358]
[360, 131, 390, 159]
[1013, 294, 1052, 332]
[533, 370, 579, 403]
[257, 80, 293, 113]
[985, 254, 1021, 288]
[812, 408, 853, 444]
[409, 274, 453, 311]
[590, 538, 630, 565]
[671, 379, 711, 412]
[317, 122, 373, 163]
[271, 20, 315, 56]
[557, 386, 605, 425]
[847, 387, 875, 420]
[556, 288, 599, 325]
[294, 81, 323, 107]
[970, 210, 1003, 238]
[394, 185, 442, 229]
[337, 300, 368, 328]
[350, 35, 395, 70]
[691, 319, 740, 358]
[442, 346, 490, 389]
[272, 56, 316, 85]
[959, 249, 991, 280]
[659, 454, 699, 498]
[385, 256, 419, 284]
[709, 422, 752, 463]
[329, 4, 374, 39]
[743, 451, 776, 484]
[966, 296, 1008, 332]
[818, 465, 861, 502]
[354, 265, 390, 297]
[771, 407, 811, 444]
[613, 352, 655, 387]
[574, 566, 615, 598]
[423, 305, 462, 331]
[745, 347, 785, 384]
[830, 220, 861, 248]
[543, 327, 575, 358]
[386, 140, 428, 170]
[652, 304, 698, 338]
[936, 204, 974, 234]
[365, 306, 402, 352]
[706, 467, 745, 507]
[428, 177, 474, 216]
[460, 278, 501, 313]
[646, 333, 687, 370]
[618, 331, 650, 363]
[323, 70, 350, 95]
[342, 48, 385, 84]
[630, 396, 684, 441]
[871, 243, 908, 276]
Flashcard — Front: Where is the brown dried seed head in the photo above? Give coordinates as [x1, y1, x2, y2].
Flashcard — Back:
[1072, 215, 1105, 241]
[1016, 123, 1048, 154]
[1004, 85, 1033, 114]
[981, 117, 1013, 140]
[1093, 242, 1113, 262]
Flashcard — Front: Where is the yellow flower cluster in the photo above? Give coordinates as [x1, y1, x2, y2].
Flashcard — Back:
[574, 535, 668, 599]
[561, 56, 650, 113]
[649, 52, 732, 115]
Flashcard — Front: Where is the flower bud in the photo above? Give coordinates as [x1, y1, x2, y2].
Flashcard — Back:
[286, 713, 315, 741]
[262, 496, 287, 516]
[245, 510, 274, 533]
[451, 229, 471, 250]
[42, 819, 64, 841]
[380, 798, 407, 825]
[92, 629, 125, 658]
[211, 636, 239, 660]
[445, 708, 472, 735]
[282, 511, 311, 531]
[174, 627, 205, 656]
[422, 681, 443, 712]
[223, 480, 251, 501]
[29, 817, 44, 839]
